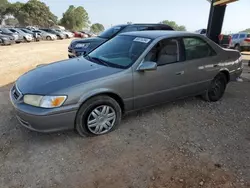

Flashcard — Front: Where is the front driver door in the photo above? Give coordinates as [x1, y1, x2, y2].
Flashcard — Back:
[133, 38, 190, 110]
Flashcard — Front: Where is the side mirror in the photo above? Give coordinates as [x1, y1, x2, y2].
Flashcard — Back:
[137, 61, 157, 71]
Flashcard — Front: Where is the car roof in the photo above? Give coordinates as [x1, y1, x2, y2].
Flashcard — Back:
[113, 23, 173, 29]
[120, 30, 200, 39]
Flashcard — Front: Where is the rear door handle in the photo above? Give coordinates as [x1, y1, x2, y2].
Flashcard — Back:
[175, 71, 184, 75]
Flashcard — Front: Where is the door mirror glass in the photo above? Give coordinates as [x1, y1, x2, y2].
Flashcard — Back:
[137, 61, 157, 71]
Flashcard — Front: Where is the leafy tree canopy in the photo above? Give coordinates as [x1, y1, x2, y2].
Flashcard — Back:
[0, 0, 10, 23]
[240, 28, 250, 33]
[5, 0, 57, 27]
[160, 20, 186, 31]
[90, 23, 105, 34]
[60, 5, 90, 31]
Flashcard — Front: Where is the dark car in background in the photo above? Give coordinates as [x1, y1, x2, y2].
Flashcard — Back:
[0, 34, 15, 45]
[0, 28, 22, 43]
[40, 28, 65, 39]
[68, 23, 174, 58]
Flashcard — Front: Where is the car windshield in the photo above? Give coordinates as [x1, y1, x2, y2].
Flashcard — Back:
[1, 28, 13, 34]
[98, 26, 124, 39]
[88, 35, 152, 69]
[14, 29, 26, 34]
[22, 29, 33, 34]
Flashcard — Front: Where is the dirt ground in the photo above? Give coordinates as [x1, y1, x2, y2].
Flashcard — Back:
[0, 40, 250, 188]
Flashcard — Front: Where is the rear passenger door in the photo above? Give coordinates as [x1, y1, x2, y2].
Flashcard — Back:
[180, 37, 218, 94]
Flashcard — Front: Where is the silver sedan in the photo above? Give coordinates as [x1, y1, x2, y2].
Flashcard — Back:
[33, 30, 57, 40]
[10, 31, 243, 136]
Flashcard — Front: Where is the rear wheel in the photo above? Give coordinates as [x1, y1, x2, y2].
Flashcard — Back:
[75, 95, 122, 137]
[202, 73, 227, 102]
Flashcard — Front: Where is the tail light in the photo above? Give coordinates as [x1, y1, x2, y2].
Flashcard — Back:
[218, 34, 223, 41]
[244, 38, 250, 42]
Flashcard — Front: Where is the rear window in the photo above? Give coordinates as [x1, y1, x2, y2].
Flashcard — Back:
[247, 34, 250, 38]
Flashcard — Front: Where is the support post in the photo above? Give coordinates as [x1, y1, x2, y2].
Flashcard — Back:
[207, 0, 226, 44]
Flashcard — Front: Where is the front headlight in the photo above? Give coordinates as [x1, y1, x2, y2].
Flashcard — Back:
[75, 43, 90, 48]
[24, 95, 67, 108]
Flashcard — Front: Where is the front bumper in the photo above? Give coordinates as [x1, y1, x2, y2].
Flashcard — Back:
[230, 68, 243, 81]
[10, 85, 77, 133]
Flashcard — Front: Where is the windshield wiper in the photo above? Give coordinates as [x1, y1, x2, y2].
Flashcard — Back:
[86, 56, 110, 67]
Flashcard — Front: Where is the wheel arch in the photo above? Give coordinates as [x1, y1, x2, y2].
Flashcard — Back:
[78, 90, 125, 114]
[219, 68, 230, 83]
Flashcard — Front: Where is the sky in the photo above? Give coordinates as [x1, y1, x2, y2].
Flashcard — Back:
[9, 0, 249, 33]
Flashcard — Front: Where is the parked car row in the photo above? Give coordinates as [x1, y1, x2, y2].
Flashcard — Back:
[0, 27, 74, 46]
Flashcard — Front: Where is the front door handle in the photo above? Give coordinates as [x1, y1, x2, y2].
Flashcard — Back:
[175, 71, 184, 75]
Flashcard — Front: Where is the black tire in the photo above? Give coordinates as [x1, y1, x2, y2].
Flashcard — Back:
[235, 44, 241, 52]
[202, 73, 227, 102]
[75, 95, 122, 137]
[46, 36, 52, 40]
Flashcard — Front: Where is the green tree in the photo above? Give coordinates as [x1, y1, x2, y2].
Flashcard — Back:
[160, 20, 186, 31]
[5, 0, 57, 27]
[5, 17, 19, 26]
[241, 28, 250, 33]
[0, 0, 10, 24]
[90, 23, 105, 34]
[60, 5, 90, 31]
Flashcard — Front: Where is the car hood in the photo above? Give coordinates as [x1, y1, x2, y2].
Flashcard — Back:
[16, 58, 123, 95]
[71, 37, 107, 46]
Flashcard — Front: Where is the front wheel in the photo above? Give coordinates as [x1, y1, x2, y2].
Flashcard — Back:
[202, 73, 227, 102]
[75, 95, 122, 137]
[46, 36, 52, 40]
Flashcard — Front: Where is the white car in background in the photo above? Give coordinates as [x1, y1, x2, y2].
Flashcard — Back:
[33, 30, 57, 40]
[55, 29, 74, 39]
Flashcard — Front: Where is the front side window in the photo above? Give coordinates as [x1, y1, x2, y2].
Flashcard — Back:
[145, 39, 179, 66]
[88, 35, 152, 69]
[183, 37, 216, 60]
[233, 34, 239, 39]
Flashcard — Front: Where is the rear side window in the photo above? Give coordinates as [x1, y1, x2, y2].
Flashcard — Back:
[183, 37, 216, 60]
[239, 34, 246, 38]
[119, 26, 138, 33]
[137, 26, 155, 31]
